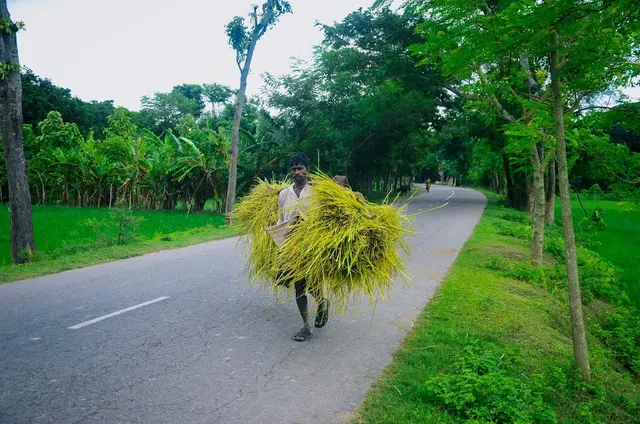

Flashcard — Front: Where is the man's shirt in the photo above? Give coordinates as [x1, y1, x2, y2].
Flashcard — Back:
[277, 183, 312, 225]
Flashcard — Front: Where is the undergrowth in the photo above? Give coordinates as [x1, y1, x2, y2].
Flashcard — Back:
[355, 197, 639, 424]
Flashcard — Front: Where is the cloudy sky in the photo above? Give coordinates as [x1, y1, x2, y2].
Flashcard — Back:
[8, 0, 638, 110]
[8, 0, 374, 110]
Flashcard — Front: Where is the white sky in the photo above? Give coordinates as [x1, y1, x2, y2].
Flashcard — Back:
[8, 0, 638, 110]
[9, 0, 374, 110]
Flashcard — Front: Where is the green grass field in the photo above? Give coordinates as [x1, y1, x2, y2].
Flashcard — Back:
[0, 205, 237, 282]
[562, 197, 640, 308]
[354, 199, 639, 423]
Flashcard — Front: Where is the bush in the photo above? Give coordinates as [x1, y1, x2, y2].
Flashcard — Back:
[495, 220, 531, 241]
[487, 255, 566, 293]
[500, 211, 531, 224]
[538, 221, 639, 376]
[591, 307, 640, 374]
[115, 212, 144, 245]
[85, 210, 144, 247]
[575, 247, 626, 305]
[423, 343, 555, 423]
[585, 183, 603, 200]
[601, 190, 640, 201]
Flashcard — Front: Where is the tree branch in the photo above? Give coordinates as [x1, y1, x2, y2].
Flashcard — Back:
[442, 84, 481, 101]
[612, 171, 640, 186]
[476, 66, 517, 122]
[571, 185, 590, 219]
[573, 105, 640, 114]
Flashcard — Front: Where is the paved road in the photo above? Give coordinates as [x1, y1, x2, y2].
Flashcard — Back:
[0, 186, 486, 424]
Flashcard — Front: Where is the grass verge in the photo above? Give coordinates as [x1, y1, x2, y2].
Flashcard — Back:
[562, 196, 640, 308]
[354, 197, 639, 423]
[0, 205, 238, 283]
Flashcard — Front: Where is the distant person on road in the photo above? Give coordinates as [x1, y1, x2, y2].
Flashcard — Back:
[276, 153, 329, 341]
[426, 178, 431, 193]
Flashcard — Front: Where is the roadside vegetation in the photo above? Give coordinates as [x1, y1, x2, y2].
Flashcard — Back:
[0, 205, 237, 283]
[355, 194, 639, 423]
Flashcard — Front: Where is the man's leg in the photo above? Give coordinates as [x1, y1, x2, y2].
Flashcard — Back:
[314, 297, 330, 328]
[293, 280, 311, 341]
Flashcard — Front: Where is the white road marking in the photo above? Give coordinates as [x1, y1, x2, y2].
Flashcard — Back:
[445, 189, 455, 201]
[67, 297, 170, 330]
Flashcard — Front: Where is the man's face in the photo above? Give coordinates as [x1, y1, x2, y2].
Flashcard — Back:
[291, 164, 308, 183]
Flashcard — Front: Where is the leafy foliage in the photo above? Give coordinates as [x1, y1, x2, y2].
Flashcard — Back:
[492, 211, 640, 375]
[265, 7, 449, 194]
[21, 68, 115, 137]
[423, 343, 555, 423]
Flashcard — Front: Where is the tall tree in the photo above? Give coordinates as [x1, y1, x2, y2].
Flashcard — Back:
[0, 1, 35, 263]
[266, 7, 448, 194]
[411, 0, 639, 381]
[203, 83, 234, 117]
[544, 0, 638, 382]
[224, 0, 292, 219]
[173, 84, 206, 117]
[139, 84, 207, 134]
[21, 68, 115, 137]
[410, 0, 555, 266]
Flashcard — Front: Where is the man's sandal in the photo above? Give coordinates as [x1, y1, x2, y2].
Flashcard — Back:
[293, 326, 312, 341]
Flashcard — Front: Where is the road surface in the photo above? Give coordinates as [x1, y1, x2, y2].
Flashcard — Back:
[0, 186, 486, 424]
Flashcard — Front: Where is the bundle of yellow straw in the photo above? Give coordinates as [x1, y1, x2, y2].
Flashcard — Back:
[234, 174, 412, 308]
[233, 178, 289, 287]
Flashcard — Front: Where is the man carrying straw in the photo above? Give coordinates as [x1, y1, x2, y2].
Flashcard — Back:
[276, 153, 329, 341]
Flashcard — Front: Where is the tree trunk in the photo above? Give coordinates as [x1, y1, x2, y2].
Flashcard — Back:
[545, 159, 556, 224]
[551, 30, 591, 382]
[225, 3, 276, 222]
[503, 153, 517, 205]
[525, 176, 534, 214]
[0, 2, 36, 264]
[530, 146, 546, 266]
[225, 69, 246, 220]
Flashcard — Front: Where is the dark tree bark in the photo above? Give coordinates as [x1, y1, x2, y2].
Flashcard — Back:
[545, 159, 556, 224]
[0, 1, 35, 264]
[503, 153, 517, 206]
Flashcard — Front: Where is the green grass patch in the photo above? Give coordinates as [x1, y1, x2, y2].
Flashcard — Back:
[0, 204, 238, 283]
[355, 199, 639, 423]
[559, 196, 640, 308]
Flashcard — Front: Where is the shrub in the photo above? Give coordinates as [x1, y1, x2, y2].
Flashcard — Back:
[495, 220, 531, 241]
[423, 343, 555, 423]
[500, 211, 531, 224]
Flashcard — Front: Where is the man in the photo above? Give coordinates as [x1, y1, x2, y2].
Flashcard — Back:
[277, 153, 329, 341]
[334, 175, 349, 188]
[334, 174, 368, 204]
